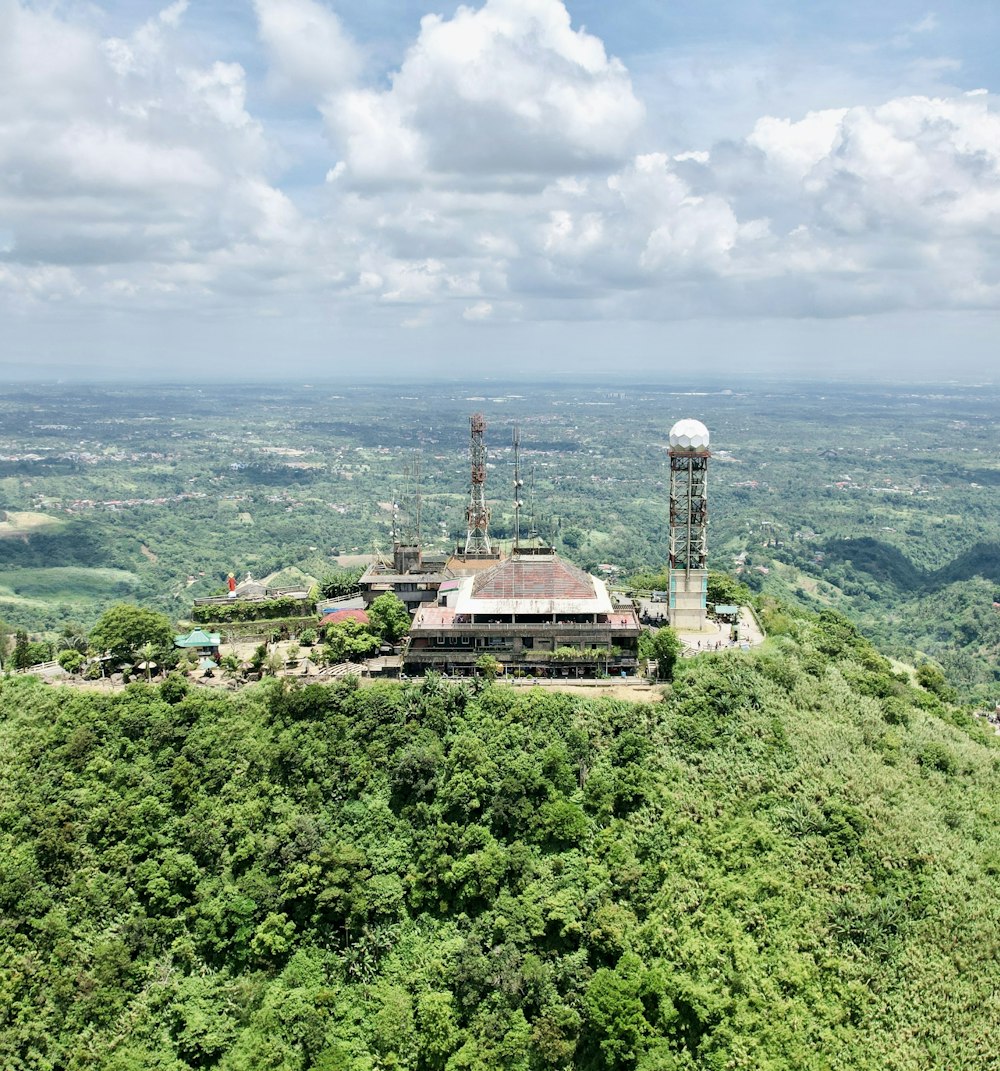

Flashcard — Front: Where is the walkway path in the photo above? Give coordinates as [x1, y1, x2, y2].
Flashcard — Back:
[640, 603, 765, 657]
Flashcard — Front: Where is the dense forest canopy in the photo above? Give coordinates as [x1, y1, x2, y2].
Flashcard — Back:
[2, 600, 998, 1070]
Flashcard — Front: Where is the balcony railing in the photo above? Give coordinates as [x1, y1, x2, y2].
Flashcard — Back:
[403, 649, 638, 665]
[413, 619, 638, 633]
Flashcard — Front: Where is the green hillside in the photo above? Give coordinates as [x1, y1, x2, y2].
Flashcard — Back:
[1, 605, 998, 1070]
[763, 537, 1000, 704]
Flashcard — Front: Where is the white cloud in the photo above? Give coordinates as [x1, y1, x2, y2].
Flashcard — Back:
[316, 86, 1000, 319]
[2, 0, 1000, 346]
[181, 62, 257, 132]
[463, 300, 493, 321]
[324, 0, 643, 184]
[254, 0, 361, 99]
[326, 88, 427, 184]
[0, 0, 305, 306]
[748, 109, 848, 180]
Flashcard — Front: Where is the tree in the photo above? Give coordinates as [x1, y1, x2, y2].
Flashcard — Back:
[707, 570, 752, 608]
[318, 567, 363, 599]
[89, 604, 174, 665]
[368, 593, 411, 644]
[475, 654, 502, 681]
[21, 639, 53, 667]
[57, 649, 84, 674]
[628, 570, 670, 593]
[12, 629, 31, 671]
[916, 662, 953, 700]
[138, 641, 157, 682]
[0, 618, 13, 670]
[263, 651, 285, 677]
[220, 653, 242, 680]
[324, 620, 380, 662]
[58, 622, 90, 653]
[160, 672, 189, 703]
[651, 627, 681, 681]
[582, 954, 652, 1068]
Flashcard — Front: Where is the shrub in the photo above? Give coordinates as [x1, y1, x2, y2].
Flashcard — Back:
[881, 696, 912, 727]
[192, 597, 307, 624]
[917, 741, 958, 776]
[160, 673, 190, 704]
[57, 649, 84, 674]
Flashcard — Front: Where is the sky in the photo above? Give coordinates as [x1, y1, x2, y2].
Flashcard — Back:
[2, 0, 999, 381]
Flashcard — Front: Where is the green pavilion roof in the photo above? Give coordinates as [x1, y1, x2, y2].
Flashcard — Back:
[174, 628, 221, 648]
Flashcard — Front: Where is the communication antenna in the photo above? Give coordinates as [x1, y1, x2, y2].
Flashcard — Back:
[414, 455, 422, 548]
[512, 426, 523, 553]
[392, 458, 423, 549]
[464, 412, 492, 554]
[389, 487, 400, 544]
[527, 464, 537, 541]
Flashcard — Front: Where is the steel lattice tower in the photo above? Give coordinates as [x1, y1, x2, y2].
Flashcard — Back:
[667, 419, 711, 630]
[464, 412, 492, 555]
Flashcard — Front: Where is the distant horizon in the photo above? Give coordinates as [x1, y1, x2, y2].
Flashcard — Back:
[2, 367, 996, 390]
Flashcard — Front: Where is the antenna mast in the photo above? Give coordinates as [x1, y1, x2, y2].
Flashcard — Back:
[414, 455, 422, 548]
[464, 412, 492, 555]
[512, 426, 523, 553]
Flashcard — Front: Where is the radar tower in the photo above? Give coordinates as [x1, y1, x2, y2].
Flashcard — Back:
[668, 419, 711, 630]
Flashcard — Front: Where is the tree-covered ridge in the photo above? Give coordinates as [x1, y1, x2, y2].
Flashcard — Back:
[1, 609, 998, 1070]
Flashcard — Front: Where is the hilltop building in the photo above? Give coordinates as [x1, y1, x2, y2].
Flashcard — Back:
[402, 417, 641, 677]
[358, 542, 450, 613]
[403, 548, 640, 677]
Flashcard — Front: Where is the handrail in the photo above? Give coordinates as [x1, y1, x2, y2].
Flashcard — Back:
[415, 618, 638, 631]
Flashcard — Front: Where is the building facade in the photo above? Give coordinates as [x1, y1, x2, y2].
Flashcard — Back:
[403, 551, 641, 677]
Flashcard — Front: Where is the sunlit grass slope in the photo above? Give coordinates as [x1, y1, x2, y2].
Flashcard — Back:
[0, 602, 997, 1069]
[0, 511, 64, 538]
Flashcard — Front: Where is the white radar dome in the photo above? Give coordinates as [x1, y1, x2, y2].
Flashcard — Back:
[669, 418, 710, 453]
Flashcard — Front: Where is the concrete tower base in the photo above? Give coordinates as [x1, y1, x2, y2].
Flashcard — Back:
[668, 568, 708, 631]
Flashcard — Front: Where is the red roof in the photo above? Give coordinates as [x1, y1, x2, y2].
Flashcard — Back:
[320, 609, 370, 627]
[471, 554, 596, 600]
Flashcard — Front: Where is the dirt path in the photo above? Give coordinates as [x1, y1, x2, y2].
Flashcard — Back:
[506, 681, 664, 703]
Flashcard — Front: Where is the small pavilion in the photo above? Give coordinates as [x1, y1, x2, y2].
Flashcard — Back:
[174, 628, 221, 658]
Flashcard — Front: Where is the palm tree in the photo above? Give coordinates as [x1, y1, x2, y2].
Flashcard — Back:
[139, 641, 157, 682]
[220, 653, 241, 681]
